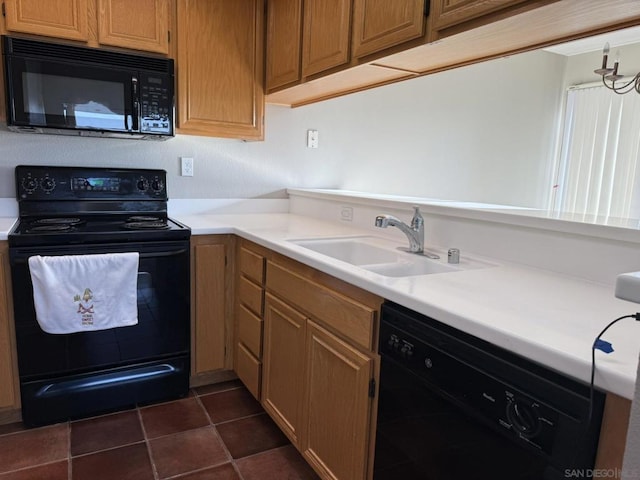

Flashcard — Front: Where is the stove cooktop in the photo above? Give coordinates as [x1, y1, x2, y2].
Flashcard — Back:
[9, 215, 190, 247]
[10, 166, 191, 247]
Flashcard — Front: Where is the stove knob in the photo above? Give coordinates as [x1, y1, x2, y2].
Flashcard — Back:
[137, 178, 149, 191]
[22, 177, 39, 193]
[40, 177, 56, 193]
[151, 178, 164, 192]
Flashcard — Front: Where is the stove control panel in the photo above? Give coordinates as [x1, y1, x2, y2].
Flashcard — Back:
[16, 166, 168, 201]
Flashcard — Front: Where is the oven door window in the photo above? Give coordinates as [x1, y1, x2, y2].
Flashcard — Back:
[6, 57, 135, 132]
[11, 242, 190, 379]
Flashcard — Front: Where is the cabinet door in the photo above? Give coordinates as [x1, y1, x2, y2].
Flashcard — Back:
[432, 0, 534, 31]
[262, 294, 306, 445]
[266, 0, 303, 92]
[302, 320, 374, 480]
[3, 0, 89, 41]
[302, 0, 352, 77]
[176, 0, 264, 140]
[352, 0, 426, 58]
[98, 0, 170, 54]
[0, 246, 18, 410]
[193, 241, 227, 374]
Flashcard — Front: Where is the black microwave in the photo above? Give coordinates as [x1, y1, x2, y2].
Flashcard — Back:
[2, 36, 174, 140]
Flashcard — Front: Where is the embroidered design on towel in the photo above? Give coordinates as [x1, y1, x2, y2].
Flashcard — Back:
[74, 288, 95, 326]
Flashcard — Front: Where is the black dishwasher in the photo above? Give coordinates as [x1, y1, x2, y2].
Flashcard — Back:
[373, 302, 605, 480]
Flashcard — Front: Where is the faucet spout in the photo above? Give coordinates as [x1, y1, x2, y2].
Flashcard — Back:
[374, 206, 424, 253]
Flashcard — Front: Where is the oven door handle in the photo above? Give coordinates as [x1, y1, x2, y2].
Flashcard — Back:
[12, 248, 189, 265]
[139, 248, 188, 259]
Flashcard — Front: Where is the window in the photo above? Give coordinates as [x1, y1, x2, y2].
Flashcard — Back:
[553, 84, 640, 221]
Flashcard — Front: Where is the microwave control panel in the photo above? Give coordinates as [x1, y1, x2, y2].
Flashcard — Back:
[139, 73, 173, 135]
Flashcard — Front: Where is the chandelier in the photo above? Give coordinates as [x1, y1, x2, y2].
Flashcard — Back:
[594, 42, 640, 94]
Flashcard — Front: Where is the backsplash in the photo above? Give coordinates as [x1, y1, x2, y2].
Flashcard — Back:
[288, 190, 640, 287]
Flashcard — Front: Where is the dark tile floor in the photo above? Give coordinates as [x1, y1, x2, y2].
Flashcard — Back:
[0, 380, 320, 480]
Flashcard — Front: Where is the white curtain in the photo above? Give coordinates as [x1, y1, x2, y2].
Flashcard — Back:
[554, 84, 640, 220]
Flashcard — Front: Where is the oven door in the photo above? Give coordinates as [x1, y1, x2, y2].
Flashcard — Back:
[9, 240, 190, 425]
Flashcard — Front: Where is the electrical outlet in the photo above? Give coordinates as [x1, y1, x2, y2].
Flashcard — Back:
[181, 157, 194, 177]
[340, 206, 353, 222]
[307, 129, 319, 148]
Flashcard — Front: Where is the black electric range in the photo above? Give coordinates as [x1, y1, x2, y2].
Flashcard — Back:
[8, 165, 192, 426]
[8, 165, 190, 247]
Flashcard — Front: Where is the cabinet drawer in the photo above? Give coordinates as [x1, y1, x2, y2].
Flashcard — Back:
[266, 261, 376, 350]
[236, 342, 261, 400]
[238, 304, 263, 358]
[239, 246, 265, 285]
[238, 276, 264, 316]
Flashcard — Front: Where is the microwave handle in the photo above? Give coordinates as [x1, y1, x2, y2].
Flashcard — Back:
[131, 76, 140, 131]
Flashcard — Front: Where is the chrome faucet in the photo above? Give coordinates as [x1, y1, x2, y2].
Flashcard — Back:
[374, 206, 430, 254]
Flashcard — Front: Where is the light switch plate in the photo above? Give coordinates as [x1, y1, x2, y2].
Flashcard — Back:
[615, 272, 640, 304]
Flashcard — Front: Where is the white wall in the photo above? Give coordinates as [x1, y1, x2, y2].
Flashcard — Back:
[0, 49, 566, 208]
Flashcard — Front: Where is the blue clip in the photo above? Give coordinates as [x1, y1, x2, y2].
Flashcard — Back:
[594, 339, 614, 354]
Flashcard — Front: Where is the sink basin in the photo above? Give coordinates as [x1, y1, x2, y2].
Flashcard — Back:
[289, 236, 463, 277]
[363, 260, 458, 277]
[290, 237, 398, 265]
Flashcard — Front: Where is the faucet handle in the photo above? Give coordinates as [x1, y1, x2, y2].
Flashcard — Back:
[411, 206, 423, 227]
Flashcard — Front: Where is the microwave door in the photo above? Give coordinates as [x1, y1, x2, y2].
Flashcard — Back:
[7, 57, 134, 133]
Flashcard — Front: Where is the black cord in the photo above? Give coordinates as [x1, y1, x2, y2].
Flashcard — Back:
[588, 313, 640, 425]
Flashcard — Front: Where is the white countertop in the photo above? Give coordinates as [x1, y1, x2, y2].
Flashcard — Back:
[0, 217, 17, 241]
[177, 212, 640, 400]
[1, 210, 637, 398]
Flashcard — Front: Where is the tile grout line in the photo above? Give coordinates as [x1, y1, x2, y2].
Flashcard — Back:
[67, 421, 72, 480]
[192, 387, 246, 479]
[137, 406, 161, 480]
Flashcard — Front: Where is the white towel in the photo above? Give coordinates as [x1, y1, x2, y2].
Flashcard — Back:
[28, 252, 139, 334]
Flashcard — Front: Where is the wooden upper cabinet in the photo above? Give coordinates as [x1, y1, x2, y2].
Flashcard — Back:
[3, 0, 89, 41]
[266, 0, 303, 92]
[176, 0, 264, 140]
[352, 0, 426, 58]
[97, 0, 170, 54]
[302, 0, 352, 77]
[431, 0, 542, 32]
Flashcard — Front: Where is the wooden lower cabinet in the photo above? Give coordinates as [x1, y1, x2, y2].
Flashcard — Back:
[234, 240, 268, 399]
[302, 320, 375, 480]
[258, 253, 382, 480]
[0, 243, 19, 418]
[191, 235, 234, 386]
[233, 240, 633, 479]
[262, 293, 306, 445]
